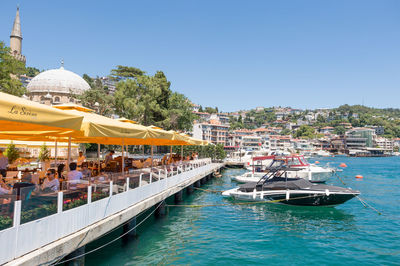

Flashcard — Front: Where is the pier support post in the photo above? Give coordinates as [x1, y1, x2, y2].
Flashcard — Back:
[174, 190, 183, 203]
[200, 177, 206, 185]
[194, 180, 201, 188]
[155, 201, 166, 217]
[65, 246, 85, 266]
[123, 217, 137, 241]
[186, 184, 194, 194]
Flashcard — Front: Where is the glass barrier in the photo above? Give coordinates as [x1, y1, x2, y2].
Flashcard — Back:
[20, 185, 57, 224]
[127, 169, 141, 189]
[0, 190, 15, 230]
[91, 180, 110, 202]
[62, 181, 88, 211]
[109, 173, 127, 195]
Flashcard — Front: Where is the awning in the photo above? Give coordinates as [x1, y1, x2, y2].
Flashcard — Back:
[0, 92, 83, 140]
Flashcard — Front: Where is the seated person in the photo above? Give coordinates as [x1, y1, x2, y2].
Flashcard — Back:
[67, 162, 83, 184]
[57, 164, 65, 179]
[80, 162, 92, 180]
[13, 173, 36, 199]
[0, 179, 11, 195]
[41, 169, 59, 192]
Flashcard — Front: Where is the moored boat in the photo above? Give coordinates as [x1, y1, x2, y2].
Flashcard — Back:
[224, 166, 359, 207]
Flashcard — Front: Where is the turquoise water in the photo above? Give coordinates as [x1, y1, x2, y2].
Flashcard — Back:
[85, 157, 400, 265]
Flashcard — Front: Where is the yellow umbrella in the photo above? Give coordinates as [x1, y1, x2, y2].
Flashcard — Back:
[117, 117, 137, 124]
[51, 103, 94, 113]
[52, 107, 150, 145]
[0, 92, 83, 140]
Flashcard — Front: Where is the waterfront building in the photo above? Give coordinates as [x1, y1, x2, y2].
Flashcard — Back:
[345, 128, 375, 149]
[268, 135, 292, 152]
[26, 65, 90, 105]
[9, 7, 26, 64]
[241, 135, 262, 151]
[193, 111, 211, 121]
[374, 137, 393, 151]
[192, 120, 229, 145]
[191, 103, 200, 112]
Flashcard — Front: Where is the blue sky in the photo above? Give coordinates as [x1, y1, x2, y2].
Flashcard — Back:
[1, 0, 399, 112]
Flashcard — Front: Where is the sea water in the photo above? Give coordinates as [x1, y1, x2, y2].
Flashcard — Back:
[85, 157, 400, 265]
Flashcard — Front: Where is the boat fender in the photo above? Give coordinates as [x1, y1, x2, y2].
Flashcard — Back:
[325, 189, 330, 196]
[260, 191, 264, 199]
[253, 189, 256, 200]
[286, 190, 290, 200]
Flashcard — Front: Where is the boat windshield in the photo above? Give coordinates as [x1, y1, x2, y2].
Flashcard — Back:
[286, 156, 309, 167]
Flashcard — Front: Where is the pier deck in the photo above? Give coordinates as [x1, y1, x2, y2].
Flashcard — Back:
[1, 160, 222, 265]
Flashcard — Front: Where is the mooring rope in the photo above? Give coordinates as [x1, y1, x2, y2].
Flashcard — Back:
[52, 200, 166, 265]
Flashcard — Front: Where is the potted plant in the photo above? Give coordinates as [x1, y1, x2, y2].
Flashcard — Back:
[38, 144, 51, 171]
[5, 142, 19, 165]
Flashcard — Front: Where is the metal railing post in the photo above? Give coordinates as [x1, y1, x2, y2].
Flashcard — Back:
[150, 172, 152, 184]
[13, 200, 21, 227]
[126, 177, 130, 191]
[57, 191, 63, 213]
[158, 170, 161, 181]
[139, 173, 143, 187]
[88, 186, 92, 204]
[109, 181, 113, 197]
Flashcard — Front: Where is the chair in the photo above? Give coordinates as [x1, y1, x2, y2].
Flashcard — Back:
[142, 158, 152, 168]
[132, 160, 143, 169]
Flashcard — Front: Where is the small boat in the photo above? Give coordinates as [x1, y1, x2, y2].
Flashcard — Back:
[223, 166, 359, 207]
[243, 155, 335, 183]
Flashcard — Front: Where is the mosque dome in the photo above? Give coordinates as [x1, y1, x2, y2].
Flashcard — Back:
[27, 67, 90, 95]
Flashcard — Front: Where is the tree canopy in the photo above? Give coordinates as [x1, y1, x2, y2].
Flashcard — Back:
[0, 41, 26, 96]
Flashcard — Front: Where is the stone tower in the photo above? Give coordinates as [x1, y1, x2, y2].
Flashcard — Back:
[10, 6, 26, 64]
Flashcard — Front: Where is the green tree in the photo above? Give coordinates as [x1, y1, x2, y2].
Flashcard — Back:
[198, 105, 203, 112]
[334, 126, 346, 135]
[110, 65, 145, 80]
[26, 67, 40, 77]
[168, 92, 196, 131]
[5, 142, 19, 164]
[77, 77, 114, 116]
[114, 75, 166, 126]
[294, 125, 315, 139]
[204, 107, 217, 114]
[0, 41, 26, 96]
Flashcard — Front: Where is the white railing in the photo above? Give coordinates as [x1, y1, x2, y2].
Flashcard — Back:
[0, 158, 213, 264]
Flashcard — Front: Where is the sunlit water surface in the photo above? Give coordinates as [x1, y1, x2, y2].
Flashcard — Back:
[85, 157, 400, 265]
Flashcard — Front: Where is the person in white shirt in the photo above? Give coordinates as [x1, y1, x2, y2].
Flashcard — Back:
[42, 169, 59, 192]
[77, 151, 86, 167]
[67, 162, 83, 186]
[0, 179, 11, 195]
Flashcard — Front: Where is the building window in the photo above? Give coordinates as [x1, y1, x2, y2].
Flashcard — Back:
[69, 97, 74, 103]
[40, 96, 45, 101]
[54, 96, 60, 103]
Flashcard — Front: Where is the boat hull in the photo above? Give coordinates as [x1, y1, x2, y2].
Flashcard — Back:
[223, 188, 359, 207]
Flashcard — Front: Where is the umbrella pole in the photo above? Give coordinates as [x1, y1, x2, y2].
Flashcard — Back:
[122, 139, 125, 178]
[55, 140, 58, 169]
[181, 145, 183, 163]
[67, 137, 71, 171]
[151, 145, 153, 169]
[98, 143, 100, 176]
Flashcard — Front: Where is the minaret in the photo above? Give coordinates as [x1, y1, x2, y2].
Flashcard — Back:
[10, 6, 26, 64]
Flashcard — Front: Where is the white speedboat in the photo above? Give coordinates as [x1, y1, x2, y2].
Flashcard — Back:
[244, 155, 334, 183]
[223, 167, 359, 207]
